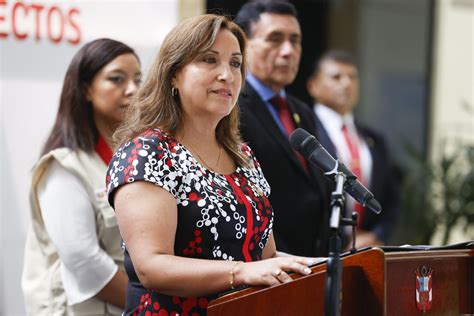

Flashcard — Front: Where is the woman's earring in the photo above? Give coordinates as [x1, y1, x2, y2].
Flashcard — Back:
[171, 87, 178, 96]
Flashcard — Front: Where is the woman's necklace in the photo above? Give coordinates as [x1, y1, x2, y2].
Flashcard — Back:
[186, 142, 222, 172]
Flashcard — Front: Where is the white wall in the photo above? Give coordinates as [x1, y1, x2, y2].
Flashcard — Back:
[0, 1, 179, 315]
[430, 0, 474, 244]
[430, 0, 473, 151]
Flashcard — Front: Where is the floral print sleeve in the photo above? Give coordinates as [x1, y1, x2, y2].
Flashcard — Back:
[106, 129, 182, 206]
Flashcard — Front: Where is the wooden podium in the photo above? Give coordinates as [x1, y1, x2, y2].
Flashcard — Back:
[208, 245, 473, 316]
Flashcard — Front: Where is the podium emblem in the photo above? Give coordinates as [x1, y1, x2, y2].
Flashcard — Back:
[415, 265, 433, 312]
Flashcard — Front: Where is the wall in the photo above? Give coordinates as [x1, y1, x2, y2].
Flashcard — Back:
[429, 0, 474, 244]
[0, 1, 179, 314]
[430, 0, 473, 152]
[356, 0, 432, 166]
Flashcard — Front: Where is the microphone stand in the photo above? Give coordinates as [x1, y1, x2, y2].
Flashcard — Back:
[324, 172, 358, 316]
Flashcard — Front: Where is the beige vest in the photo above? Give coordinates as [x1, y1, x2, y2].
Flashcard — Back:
[22, 148, 124, 315]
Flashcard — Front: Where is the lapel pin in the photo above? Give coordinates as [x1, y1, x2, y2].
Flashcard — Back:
[293, 113, 301, 124]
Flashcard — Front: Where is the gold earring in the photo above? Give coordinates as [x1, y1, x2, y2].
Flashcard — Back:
[171, 87, 178, 96]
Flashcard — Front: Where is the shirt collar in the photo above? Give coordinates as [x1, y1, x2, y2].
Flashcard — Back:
[246, 73, 286, 102]
[315, 103, 355, 130]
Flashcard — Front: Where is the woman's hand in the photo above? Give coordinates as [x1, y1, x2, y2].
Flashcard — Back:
[234, 256, 315, 287]
[275, 250, 327, 266]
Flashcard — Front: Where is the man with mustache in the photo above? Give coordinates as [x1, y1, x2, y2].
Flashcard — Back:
[236, 1, 330, 257]
[307, 50, 400, 248]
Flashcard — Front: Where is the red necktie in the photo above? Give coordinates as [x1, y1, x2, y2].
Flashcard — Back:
[341, 124, 365, 221]
[270, 95, 309, 173]
[270, 95, 295, 136]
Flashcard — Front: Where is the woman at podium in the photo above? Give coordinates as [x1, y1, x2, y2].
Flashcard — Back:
[106, 14, 315, 316]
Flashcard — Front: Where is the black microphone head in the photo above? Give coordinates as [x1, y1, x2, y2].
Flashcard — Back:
[365, 198, 382, 214]
[289, 128, 310, 151]
[289, 128, 322, 157]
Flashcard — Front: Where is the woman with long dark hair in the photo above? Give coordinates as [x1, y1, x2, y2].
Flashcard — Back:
[22, 38, 141, 315]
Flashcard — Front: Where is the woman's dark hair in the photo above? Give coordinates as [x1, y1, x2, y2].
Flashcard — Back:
[234, 0, 298, 38]
[41, 38, 138, 156]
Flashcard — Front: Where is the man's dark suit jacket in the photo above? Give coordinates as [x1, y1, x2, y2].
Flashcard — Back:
[315, 114, 400, 243]
[238, 83, 330, 257]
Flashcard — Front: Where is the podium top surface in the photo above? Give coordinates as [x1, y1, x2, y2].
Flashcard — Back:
[379, 240, 474, 252]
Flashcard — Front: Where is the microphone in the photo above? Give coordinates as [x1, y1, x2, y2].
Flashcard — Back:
[290, 128, 382, 214]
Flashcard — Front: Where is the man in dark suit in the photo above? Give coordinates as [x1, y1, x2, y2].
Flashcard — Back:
[235, 1, 330, 257]
[307, 50, 400, 247]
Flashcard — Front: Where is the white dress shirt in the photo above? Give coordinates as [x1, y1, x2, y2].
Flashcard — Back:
[315, 104, 373, 212]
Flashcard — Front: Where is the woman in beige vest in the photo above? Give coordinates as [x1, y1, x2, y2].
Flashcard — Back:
[22, 38, 141, 315]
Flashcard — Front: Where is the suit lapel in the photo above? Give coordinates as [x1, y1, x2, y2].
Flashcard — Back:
[240, 84, 311, 179]
[314, 114, 338, 158]
[356, 124, 378, 189]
